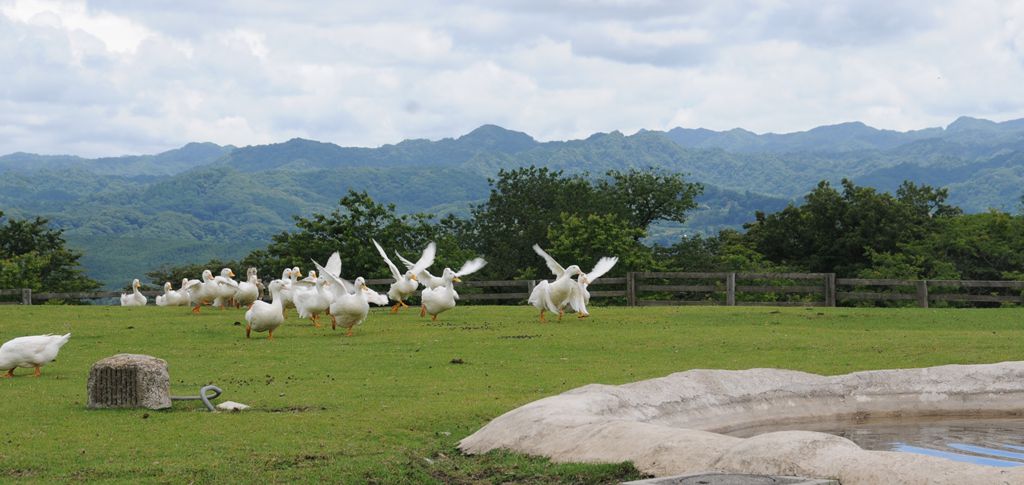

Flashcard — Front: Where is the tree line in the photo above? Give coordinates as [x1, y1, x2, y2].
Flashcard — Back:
[5, 167, 1024, 294]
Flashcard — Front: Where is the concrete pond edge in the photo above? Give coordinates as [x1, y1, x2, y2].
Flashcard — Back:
[459, 361, 1024, 484]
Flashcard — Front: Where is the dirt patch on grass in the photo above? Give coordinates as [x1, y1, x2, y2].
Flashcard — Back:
[426, 322, 493, 331]
[266, 453, 332, 470]
[266, 405, 323, 413]
[498, 334, 541, 340]
[6, 468, 40, 478]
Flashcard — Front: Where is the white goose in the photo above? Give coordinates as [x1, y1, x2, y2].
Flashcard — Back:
[155, 282, 174, 307]
[293, 273, 332, 328]
[279, 267, 303, 318]
[244, 279, 286, 340]
[419, 257, 487, 321]
[374, 240, 435, 313]
[156, 279, 192, 307]
[398, 250, 462, 299]
[315, 258, 371, 336]
[120, 279, 147, 307]
[569, 257, 618, 318]
[528, 245, 584, 322]
[211, 268, 238, 309]
[0, 333, 71, 378]
[188, 270, 217, 314]
[234, 268, 260, 308]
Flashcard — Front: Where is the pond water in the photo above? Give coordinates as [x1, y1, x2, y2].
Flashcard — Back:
[726, 417, 1024, 467]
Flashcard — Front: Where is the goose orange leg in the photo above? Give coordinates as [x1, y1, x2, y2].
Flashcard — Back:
[33, 366, 41, 377]
[391, 302, 401, 313]
[2, 368, 13, 378]
[346, 324, 355, 337]
[268, 328, 274, 340]
[558, 310, 564, 322]
[245, 323, 252, 338]
[539, 310, 547, 323]
[420, 305, 427, 317]
[331, 315, 337, 330]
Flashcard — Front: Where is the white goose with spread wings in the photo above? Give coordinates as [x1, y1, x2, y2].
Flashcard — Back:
[374, 240, 434, 313]
[314, 257, 372, 336]
[527, 245, 585, 322]
[419, 257, 487, 320]
[569, 256, 618, 317]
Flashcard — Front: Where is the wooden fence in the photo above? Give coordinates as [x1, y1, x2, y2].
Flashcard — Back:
[3, 273, 1023, 307]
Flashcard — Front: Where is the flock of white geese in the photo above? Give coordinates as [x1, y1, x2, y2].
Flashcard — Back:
[3, 244, 617, 376]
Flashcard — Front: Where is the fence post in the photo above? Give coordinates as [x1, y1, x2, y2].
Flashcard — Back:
[825, 273, 836, 307]
[626, 272, 637, 307]
[726, 273, 736, 306]
[526, 280, 536, 296]
[21, 288, 32, 305]
[916, 280, 929, 308]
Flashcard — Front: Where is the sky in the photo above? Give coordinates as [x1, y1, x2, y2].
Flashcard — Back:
[2, 0, 1024, 157]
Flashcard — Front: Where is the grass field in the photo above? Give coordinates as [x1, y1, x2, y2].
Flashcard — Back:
[2, 304, 1023, 483]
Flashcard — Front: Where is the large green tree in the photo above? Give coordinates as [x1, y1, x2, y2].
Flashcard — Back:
[470, 167, 702, 278]
[154, 191, 477, 285]
[743, 180, 958, 276]
[0, 210, 100, 291]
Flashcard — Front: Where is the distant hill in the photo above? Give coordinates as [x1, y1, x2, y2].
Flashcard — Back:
[0, 142, 234, 176]
[2, 116, 1023, 288]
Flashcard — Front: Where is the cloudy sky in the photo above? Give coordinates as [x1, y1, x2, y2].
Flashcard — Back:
[2, 0, 1024, 156]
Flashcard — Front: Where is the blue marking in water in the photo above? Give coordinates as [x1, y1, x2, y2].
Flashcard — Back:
[948, 443, 1024, 461]
[894, 444, 1024, 467]
[999, 443, 1024, 452]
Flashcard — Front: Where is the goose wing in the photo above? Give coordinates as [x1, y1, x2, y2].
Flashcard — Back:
[586, 257, 618, 282]
[313, 259, 354, 295]
[372, 239, 403, 280]
[532, 244, 564, 277]
[455, 257, 487, 277]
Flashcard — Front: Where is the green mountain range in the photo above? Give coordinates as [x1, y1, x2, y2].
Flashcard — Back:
[2, 116, 1023, 288]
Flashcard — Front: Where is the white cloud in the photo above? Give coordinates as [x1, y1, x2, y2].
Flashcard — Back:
[1, 0, 1024, 156]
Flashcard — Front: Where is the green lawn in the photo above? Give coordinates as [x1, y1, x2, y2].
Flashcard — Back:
[1, 305, 1023, 483]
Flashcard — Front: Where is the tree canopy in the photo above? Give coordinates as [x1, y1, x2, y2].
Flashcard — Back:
[0, 210, 100, 291]
[131, 170, 1024, 295]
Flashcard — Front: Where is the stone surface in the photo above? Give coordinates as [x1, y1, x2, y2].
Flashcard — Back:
[625, 473, 838, 485]
[459, 361, 1024, 485]
[87, 354, 171, 410]
[216, 401, 250, 411]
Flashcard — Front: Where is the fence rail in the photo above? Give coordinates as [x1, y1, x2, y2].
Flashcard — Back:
[3, 273, 1023, 307]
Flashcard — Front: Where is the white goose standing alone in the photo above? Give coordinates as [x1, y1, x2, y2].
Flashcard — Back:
[120, 279, 147, 307]
[244, 280, 286, 340]
[0, 333, 71, 377]
[419, 257, 487, 321]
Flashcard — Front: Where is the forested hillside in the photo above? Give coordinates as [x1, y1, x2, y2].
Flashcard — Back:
[2, 117, 1023, 288]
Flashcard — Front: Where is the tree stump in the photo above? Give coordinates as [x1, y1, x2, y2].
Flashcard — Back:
[87, 354, 171, 410]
